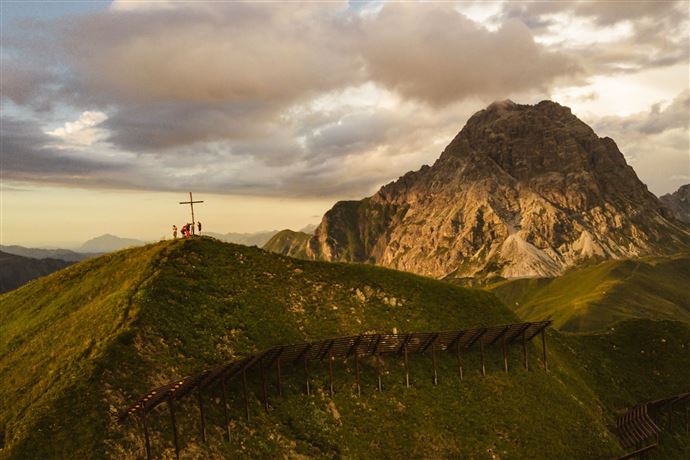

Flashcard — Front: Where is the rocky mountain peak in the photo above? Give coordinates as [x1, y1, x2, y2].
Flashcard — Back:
[269, 100, 690, 280]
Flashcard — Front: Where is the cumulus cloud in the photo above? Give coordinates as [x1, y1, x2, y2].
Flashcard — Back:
[47, 111, 108, 146]
[501, 0, 689, 73]
[0, 1, 686, 199]
[592, 90, 690, 194]
[359, 3, 580, 105]
[595, 90, 690, 135]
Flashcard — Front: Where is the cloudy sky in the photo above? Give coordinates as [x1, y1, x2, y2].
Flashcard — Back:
[1, 0, 688, 248]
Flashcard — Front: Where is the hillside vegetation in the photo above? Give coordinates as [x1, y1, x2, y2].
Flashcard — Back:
[0, 237, 622, 459]
[558, 319, 690, 458]
[1, 238, 687, 459]
[489, 255, 690, 332]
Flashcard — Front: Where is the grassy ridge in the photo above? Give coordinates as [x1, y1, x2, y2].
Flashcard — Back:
[1, 238, 686, 458]
[0, 242, 175, 457]
[0, 237, 623, 459]
[488, 255, 690, 332]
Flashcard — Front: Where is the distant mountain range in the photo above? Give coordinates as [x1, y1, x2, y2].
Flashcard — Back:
[0, 251, 73, 293]
[78, 234, 146, 253]
[1, 227, 318, 292]
[0, 245, 94, 262]
[204, 230, 280, 247]
[266, 100, 690, 281]
[207, 225, 316, 247]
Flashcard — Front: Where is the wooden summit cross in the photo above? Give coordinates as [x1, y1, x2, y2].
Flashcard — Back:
[179, 192, 204, 235]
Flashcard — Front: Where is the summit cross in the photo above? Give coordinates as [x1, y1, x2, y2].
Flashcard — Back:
[179, 192, 204, 235]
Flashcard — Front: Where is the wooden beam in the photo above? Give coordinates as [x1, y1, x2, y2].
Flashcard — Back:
[304, 356, 311, 396]
[480, 340, 486, 376]
[371, 334, 383, 355]
[167, 397, 180, 460]
[489, 326, 510, 346]
[221, 377, 231, 442]
[431, 341, 438, 385]
[318, 340, 335, 361]
[421, 333, 439, 353]
[502, 336, 509, 373]
[507, 323, 531, 345]
[376, 353, 383, 392]
[456, 343, 464, 381]
[347, 336, 363, 358]
[263, 346, 284, 369]
[276, 357, 283, 397]
[261, 364, 269, 411]
[242, 369, 250, 421]
[398, 334, 412, 354]
[522, 329, 528, 370]
[446, 331, 465, 352]
[328, 354, 335, 397]
[403, 342, 410, 388]
[141, 413, 152, 460]
[541, 328, 548, 372]
[197, 388, 207, 444]
[467, 328, 488, 349]
[294, 343, 313, 365]
[354, 352, 361, 396]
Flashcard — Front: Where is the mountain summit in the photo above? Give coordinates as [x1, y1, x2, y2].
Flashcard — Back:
[269, 100, 690, 279]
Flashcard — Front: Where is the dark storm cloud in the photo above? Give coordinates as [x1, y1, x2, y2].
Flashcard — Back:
[1, 117, 123, 180]
[0, 1, 686, 198]
[103, 102, 274, 152]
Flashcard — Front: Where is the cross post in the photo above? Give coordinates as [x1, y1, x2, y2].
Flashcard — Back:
[179, 192, 204, 235]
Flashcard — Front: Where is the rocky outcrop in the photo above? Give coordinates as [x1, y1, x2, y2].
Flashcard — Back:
[269, 100, 690, 279]
[660, 184, 690, 223]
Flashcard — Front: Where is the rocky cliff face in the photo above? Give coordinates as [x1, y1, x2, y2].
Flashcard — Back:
[660, 184, 690, 224]
[272, 100, 690, 279]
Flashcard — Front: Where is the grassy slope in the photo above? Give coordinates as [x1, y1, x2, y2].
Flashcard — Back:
[0, 242, 174, 458]
[488, 255, 690, 332]
[0, 237, 626, 459]
[557, 319, 690, 458]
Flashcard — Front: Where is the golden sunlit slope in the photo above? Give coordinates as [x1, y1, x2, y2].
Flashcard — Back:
[3, 238, 684, 458]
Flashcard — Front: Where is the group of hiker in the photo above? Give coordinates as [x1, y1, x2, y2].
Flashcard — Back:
[172, 221, 202, 239]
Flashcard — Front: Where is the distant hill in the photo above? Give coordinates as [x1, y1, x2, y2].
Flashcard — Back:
[299, 223, 318, 234]
[263, 229, 312, 257]
[78, 234, 146, 253]
[271, 100, 690, 280]
[204, 230, 279, 246]
[0, 245, 94, 262]
[488, 255, 690, 332]
[1, 237, 655, 459]
[0, 251, 72, 293]
[660, 184, 690, 223]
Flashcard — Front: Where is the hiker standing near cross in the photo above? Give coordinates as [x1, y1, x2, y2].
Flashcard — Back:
[179, 192, 204, 236]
